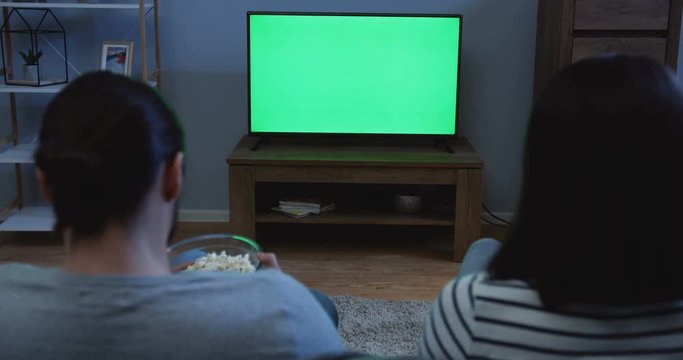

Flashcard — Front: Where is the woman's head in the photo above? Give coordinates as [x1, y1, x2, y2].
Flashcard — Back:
[490, 55, 683, 306]
[35, 72, 184, 238]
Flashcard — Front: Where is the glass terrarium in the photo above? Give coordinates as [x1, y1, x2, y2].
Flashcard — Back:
[0, 8, 68, 87]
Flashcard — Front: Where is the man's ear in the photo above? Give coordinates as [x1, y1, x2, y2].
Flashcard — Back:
[162, 152, 183, 202]
[35, 168, 54, 204]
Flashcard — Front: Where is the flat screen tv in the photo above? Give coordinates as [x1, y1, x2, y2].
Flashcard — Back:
[248, 12, 462, 136]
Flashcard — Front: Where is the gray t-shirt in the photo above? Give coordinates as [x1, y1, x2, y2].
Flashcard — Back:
[0, 263, 345, 360]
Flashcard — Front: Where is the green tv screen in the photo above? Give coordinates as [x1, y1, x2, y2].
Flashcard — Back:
[248, 13, 462, 136]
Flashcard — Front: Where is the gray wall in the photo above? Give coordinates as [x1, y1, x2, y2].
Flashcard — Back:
[0, 94, 11, 208]
[679, 11, 683, 81]
[2, 0, 539, 216]
[160, 0, 539, 214]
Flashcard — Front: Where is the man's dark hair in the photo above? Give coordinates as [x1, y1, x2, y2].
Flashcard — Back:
[35, 71, 184, 237]
[489, 55, 683, 307]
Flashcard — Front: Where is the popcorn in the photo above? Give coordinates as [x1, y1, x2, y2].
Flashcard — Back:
[184, 251, 256, 273]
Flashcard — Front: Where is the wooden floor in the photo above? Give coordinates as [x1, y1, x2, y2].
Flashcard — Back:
[0, 222, 507, 301]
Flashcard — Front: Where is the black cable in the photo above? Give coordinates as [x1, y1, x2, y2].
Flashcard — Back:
[482, 203, 513, 226]
[480, 216, 509, 228]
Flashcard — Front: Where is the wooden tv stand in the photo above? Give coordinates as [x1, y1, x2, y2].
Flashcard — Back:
[226, 136, 484, 261]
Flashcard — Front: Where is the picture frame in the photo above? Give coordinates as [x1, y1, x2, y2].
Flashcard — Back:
[100, 41, 134, 76]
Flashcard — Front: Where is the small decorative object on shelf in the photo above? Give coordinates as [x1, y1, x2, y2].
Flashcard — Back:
[394, 195, 422, 214]
[100, 41, 133, 76]
[0, 8, 68, 87]
[20, 48, 42, 81]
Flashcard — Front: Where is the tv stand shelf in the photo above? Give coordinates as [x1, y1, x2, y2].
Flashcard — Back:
[255, 209, 454, 226]
[227, 135, 484, 261]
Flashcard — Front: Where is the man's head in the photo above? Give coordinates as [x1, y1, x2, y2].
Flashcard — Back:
[35, 72, 184, 241]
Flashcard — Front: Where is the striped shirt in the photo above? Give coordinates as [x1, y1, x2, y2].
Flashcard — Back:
[419, 272, 683, 360]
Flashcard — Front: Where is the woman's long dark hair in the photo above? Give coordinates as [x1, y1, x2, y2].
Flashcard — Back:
[35, 72, 184, 238]
[489, 55, 683, 307]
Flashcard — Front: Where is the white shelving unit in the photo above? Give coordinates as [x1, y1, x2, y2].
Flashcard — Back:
[0, 83, 65, 93]
[0, 143, 36, 163]
[0, 206, 54, 231]
[0, 2, 152, 9]
[0, 0, 160, 231]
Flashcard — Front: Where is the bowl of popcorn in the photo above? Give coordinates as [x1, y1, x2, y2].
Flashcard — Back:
[168, 234, 262, 273]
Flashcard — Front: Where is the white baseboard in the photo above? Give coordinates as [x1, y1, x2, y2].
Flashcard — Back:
[179, 210, 229, 222]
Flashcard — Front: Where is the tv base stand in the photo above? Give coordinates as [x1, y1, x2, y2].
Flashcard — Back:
[434, 138, 455, 153]
[227, 135, 483, 262]
[250, 136, 270, 151]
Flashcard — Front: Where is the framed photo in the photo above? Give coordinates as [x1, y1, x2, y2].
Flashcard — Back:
[100, 41, 134, 76]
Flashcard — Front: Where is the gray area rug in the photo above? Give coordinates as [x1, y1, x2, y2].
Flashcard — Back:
[332, 295, 432, 357]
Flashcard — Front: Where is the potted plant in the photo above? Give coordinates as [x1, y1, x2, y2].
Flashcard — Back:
[19, 48, 42, 82]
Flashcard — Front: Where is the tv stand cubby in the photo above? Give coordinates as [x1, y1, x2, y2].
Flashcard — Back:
[226, 135, 483, 262]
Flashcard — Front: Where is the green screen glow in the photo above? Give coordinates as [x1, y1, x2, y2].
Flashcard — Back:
[249, 14, 461, 135]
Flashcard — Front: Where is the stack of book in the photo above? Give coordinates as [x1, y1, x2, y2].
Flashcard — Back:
[272, 198, 335, 218]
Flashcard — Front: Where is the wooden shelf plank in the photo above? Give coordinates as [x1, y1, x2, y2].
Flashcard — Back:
[0, 2, 153, 10]
[0, 206, 54, 231]
[0, 143, 37, 164]
[256, 210, 454, 226]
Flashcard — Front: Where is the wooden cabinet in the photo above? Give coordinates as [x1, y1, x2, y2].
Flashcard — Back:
[574, 0, 670, 30]
[572, 38, 668, 62]
[227, 136, 484, 262]
[534, 0, 682, 97]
